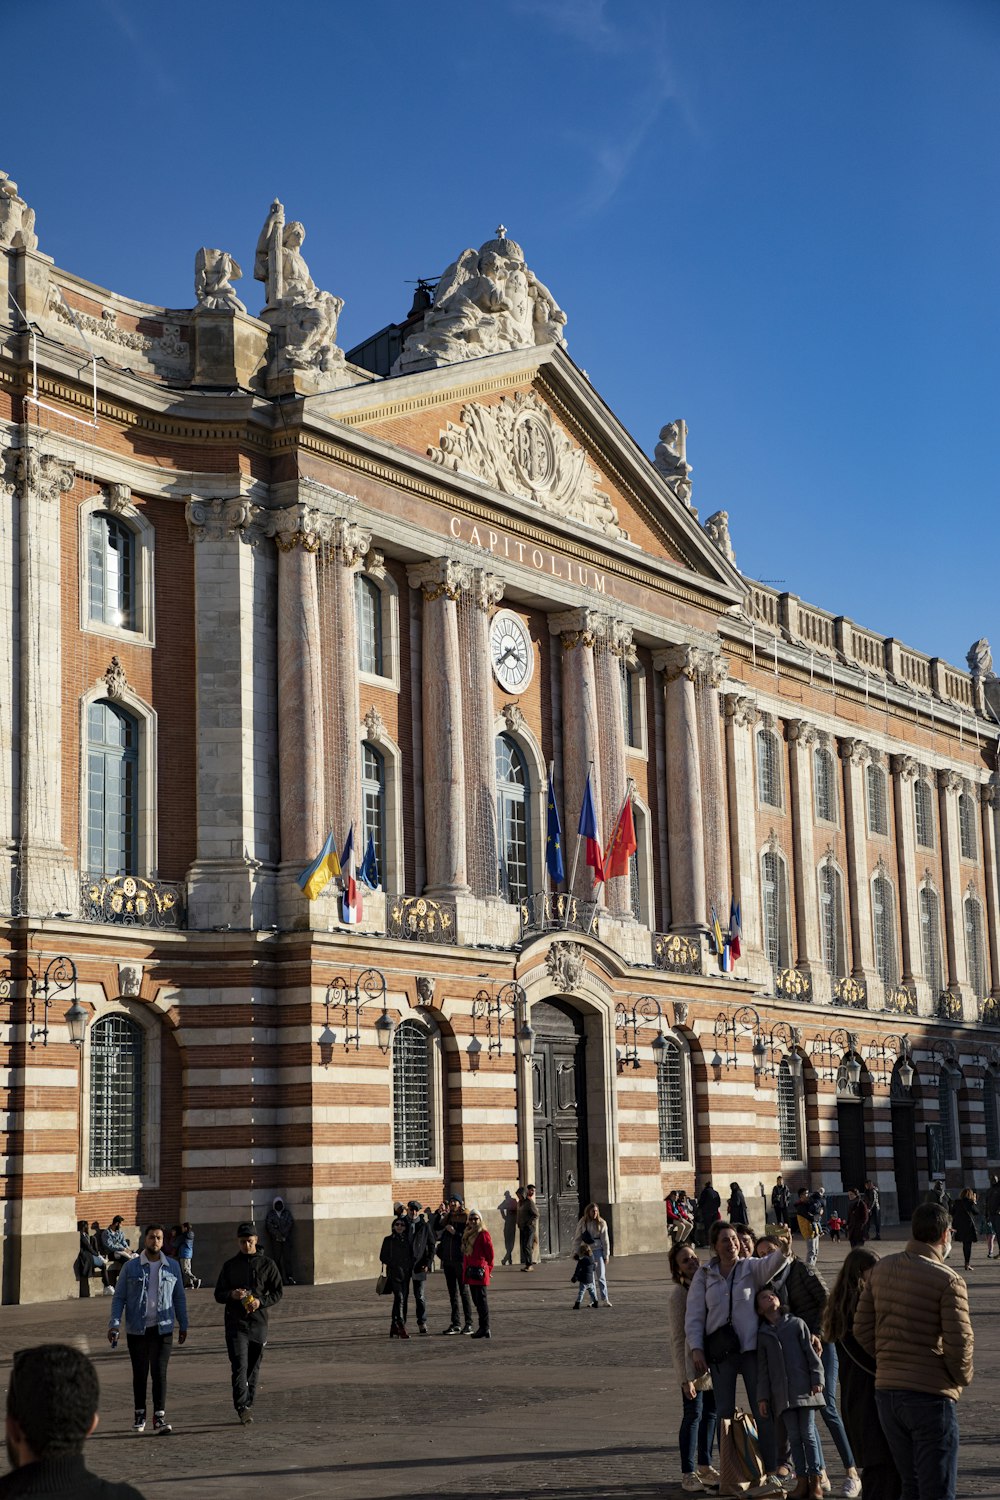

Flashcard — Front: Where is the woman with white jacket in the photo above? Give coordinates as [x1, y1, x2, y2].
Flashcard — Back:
[572, 1203, 612, 1306]
[668, 1240, 720, 1494]
[685, 1221, 789, 1497]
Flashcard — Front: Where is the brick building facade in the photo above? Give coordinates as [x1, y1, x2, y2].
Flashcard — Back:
[1, 179, 998, 1302]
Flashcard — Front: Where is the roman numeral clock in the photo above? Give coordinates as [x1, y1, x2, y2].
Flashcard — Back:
[489, 609, 534, 693]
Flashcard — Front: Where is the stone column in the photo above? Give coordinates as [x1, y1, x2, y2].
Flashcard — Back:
[266, 503, 330, 873]
[654, 644, 706, 934]
[458, 568, 504, 899]
[786, 719, 821, 971]
[596, 620, 633, 916]
[7, 433, 76, 914]
[550, 609, 604, 904]
[323, 518, 372, 843]
[408, 559, 469, 898]
[723, 694, 764, 971]
[185, 497, 279, 929]
[937, 769, 970, 1000]
[981, 784, 1000, 1000]
[890, 754, 922, 988]
[839, 738, 876, 985]
[699, 652, 730, 920]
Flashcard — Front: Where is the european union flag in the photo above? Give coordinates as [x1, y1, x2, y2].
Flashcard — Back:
[360, 831, 380, 891]
[546, 782, 564, 884]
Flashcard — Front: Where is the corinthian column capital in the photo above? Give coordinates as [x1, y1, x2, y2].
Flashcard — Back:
[263, 502, 338, 553]
[407, 556, 470, 601]
[332, 518, 373, 568]
[6, 443, 75, 505]
[653, 642, 697, 681]
[890, 753, 919, 781]
[185, 496, 262, 544]
[549, 607, 607, 649]
[786, 718, 819, 748]
[839, 736, 870, 768]
[723, 693, 759, 729]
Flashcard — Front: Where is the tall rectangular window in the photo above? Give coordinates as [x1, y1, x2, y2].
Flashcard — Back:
[757, 729, 781, 808]
[88, 513, 135, 630]
[393, 1020, 432, 1168]
[920, 888, 943, 996]
[959, 793, 977, 861]
[872, 874, 897, 986]
[89, 1015, 143, 1176]
[814, 747, 835, 822]
[356, 575, 383, 675]
[87, 701, 139, 876]
[914, 779, 934, 848]
[820, 863, 843, 978]
[965, 896, 987, 1000]
[777, 1061, 801, 1159]
[867, 764, 888, 836]
[361, 743, 385, 885]
[657, 1042, 686, 1162]
[762, 850, 785, 968]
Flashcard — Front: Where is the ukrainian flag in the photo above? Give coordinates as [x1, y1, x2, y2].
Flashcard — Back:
[297, 831, 341, 900]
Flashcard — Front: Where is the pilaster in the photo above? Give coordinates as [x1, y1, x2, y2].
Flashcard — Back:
[654, 644, 706, 935]
[320, 518, 371, 847]
[890, 754, 922, 990]
[938, 768, 972, 1012]
[839, 738, 877, 986]
[457, 568, 504, 899]
[698, 652, 730, 921]
[550, 609, 605, 905]
[981, 784, 1000, 1002]
[786, 720, 821, 971]
[723, 693, 765, 976]
[596, 619, 633, 917]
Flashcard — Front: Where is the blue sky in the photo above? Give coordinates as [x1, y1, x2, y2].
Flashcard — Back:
[7, 1, 998, 669]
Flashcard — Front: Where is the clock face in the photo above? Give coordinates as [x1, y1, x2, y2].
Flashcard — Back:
[489, 610, 534, 693]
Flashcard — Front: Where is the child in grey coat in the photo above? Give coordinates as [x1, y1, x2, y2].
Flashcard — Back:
[571, 1243, 599, 1308]
[756, 1286, 825, 1499]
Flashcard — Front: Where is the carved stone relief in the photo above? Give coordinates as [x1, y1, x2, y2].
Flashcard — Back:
[103, 482, 132, 514]
[545, 940, 586, 993]
[118, 964, 143, 998]
[104, 656, 128, 701]
[415, 976, 435, 1007]
[428, 391, 624, 539]
[363, 704, 386, 742]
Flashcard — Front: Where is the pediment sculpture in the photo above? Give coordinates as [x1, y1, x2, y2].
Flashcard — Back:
[395, 226, 566, 373]
[254, 199, 346, 379]
[429, 390, 624, 539]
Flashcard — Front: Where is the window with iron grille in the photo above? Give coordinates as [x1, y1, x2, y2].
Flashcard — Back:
[621, 666, 641, 749]
[89, 512, 135, 630]
[984, 1072, 1000, 1160]
[920, 887, 943, 996]
[356, 574, 383, 675]
[757, 729, 781, 808]
[938, 1069, 959, 1163]
[872, 874, 897, 986]
[87, 701, 139, 877]
[819, 863, 844, 978]
[964, 896, 987, 1000]
[657, 1041, 686, 1161]
[761, 850, 786, 968]
[393, 1020, 432, 1168]
[89, 1015, 143, 1176]
[866, 764, 888, 836]
[914, 778, 934, 848]
[814, 747, 836, 823]
[777, 1060, 801, 1160]
[959, 793, 977, 861]
[495, 734, 530, 904]
[361, 743, 385, 884]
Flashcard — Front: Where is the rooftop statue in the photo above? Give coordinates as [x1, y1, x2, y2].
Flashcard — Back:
[254, 199, 345, 377]
[704, 509, 737, 568]
[194, 248, 246, 313]
[0, 170, 38, 252]
[653, 419, 694, 512]
[967, 638, 994, 679]
[395, 226, 566, 374]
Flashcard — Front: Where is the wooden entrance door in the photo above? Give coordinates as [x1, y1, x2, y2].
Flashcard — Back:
[837, 1100, 868, 1191]
[531, 998, 587, 1257]
[891, 1100, 919, 1219]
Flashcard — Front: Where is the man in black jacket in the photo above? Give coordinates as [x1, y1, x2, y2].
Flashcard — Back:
[405, 1201, 436, 1335]
[0, 1344, 146, 1499]
[433, 1197, 473, 1334]
[213, 1221, 283, 1424]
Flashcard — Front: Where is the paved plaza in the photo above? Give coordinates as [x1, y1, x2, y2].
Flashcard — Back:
[1, 1235, 997, 1500]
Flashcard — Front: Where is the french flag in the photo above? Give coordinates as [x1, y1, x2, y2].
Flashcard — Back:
[340, 825, 363, 924]
[578, 771, 605, 885]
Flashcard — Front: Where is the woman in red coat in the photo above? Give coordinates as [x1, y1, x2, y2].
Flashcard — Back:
[461, 1210, 494, 1340]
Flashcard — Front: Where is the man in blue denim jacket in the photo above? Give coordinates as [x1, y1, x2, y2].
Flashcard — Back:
[108, 1225, 188, 1436]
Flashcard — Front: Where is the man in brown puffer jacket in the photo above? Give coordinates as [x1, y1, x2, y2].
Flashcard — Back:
[854, 1201, 973, 1500]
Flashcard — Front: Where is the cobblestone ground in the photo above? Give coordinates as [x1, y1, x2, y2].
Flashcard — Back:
[0, 1232, 996, 1499]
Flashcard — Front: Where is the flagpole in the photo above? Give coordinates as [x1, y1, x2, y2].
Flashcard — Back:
[586, 777, 635, 935]
[563, 760, 593, 930]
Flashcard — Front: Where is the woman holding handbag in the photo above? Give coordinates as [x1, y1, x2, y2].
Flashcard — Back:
[461, 1210, 494, 1339]
[379, 1215, 415, 1339]
[573, 1202, 612, 1305]
[685, 1221, 789, 1498]
[668, 1240, 720, 1494]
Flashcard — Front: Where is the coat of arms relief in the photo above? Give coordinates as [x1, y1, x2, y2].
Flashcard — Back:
[428, 391, 626, 541]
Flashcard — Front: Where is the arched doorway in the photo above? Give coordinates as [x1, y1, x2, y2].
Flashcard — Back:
[530, 998, 588, 1257]
[890, 1060, 919, 1220]
[836, 1058, 868, 1191]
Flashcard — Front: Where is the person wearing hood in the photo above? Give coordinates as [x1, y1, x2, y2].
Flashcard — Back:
[696, 1181, 721, 1247]
[264, 1196, 296, 1285]
[379, 1216, 415, 1340]
[213, 1221, 284, 1424]
[727, 1182, 749, 1227]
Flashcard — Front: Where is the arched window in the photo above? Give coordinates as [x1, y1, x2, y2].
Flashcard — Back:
[819, 863, 845, 979]
[984, 1071, 1000, 1161]
[959, 793, 977, 861]
[938, 1069, 960, 1164]
[88, 512, 135, 630]
[392, 1019, 432, 1169]
[87, 700, 139, 876]
[777, 1059, 802, 1160]
[361, 742, 385, 884]
[495, 734, 531, 904]
[914, 778, 934, 849]
[89, 1015, 143, 1176]
[866, 764, 888, 836]
[356, 574, 383, 676]
[872, 873, 897, 987]
[964, 895, 987, 1001]
[920, 887, 944, 997]
[761, 849, 789, 968]
[757, 728, 781, 808]
[814, 747, 836, 822]
[657, 1040, 687, 1162]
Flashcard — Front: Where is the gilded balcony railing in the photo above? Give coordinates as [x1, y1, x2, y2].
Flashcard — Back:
[80, 874, 186, 929]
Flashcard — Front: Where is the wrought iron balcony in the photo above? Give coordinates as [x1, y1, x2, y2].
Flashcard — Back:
[386, 894, 457, 944]
[652, 932, 702, 976]
[774, 967, 813, 1001]
[832, 975, 868, 1010]
[80, 874, 186, 929]
[519, 891, 599, 940]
